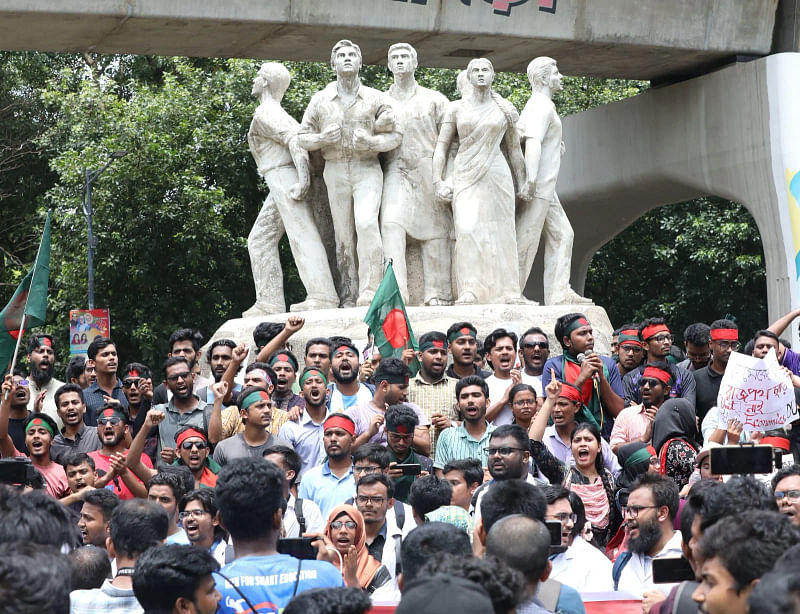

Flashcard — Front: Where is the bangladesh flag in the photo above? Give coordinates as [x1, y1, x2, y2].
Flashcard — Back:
[363, 262, 419, 373]
[1, 213, 51, 371]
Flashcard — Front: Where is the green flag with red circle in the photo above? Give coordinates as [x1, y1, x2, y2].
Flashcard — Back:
[363, 262, 419, 373]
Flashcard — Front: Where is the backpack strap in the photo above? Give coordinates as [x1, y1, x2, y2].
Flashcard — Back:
[612, 551, 633, 591]
[393, 499, 405, 530]
[392, 500, 405, 577]
[295, 497, 306, 536]
[537, 578, 562, 611]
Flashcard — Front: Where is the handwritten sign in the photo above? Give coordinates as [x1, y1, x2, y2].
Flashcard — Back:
[716, 349, 798, 431]
[392, 0, 558, 17]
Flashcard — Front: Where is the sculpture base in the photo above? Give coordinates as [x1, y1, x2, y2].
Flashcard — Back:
[202, 303, 614, 376]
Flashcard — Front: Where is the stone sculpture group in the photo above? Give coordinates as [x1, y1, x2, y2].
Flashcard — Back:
[244, 40, 591, 317]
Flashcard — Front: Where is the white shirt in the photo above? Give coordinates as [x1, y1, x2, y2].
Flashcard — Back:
[485, 374, 514, 425]
[550, 536, 613, 593]
[284, 493, 325, 538]
[701, 406, 751, 444]
[616, 530, 684, 599]
[473, 474, 541, 522]
[520, 371, 543, 397]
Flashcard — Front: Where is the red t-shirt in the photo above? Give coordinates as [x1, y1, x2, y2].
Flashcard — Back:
[89, 450, 153, 500]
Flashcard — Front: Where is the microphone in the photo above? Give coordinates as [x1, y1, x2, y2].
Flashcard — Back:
[576, 352, 600, 383]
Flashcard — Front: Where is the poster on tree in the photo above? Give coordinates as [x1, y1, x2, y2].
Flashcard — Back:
[69, 309, 111, 355]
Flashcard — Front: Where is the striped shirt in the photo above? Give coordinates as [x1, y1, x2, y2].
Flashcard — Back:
[407, 373, 459, 457]
[433, 421, 496, 469]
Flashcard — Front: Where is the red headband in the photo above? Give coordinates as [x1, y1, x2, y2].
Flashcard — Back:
[710, 328, 738, 341]
[559, 383, 583, 403]
[394, 423, 409, 434]
[176, 428, 207, 448]
[646, 445, 657, 457]
[618, 329, 643, 348]
[642, 324, 670, 340]
[127, 369, 140, 378]
[324, 415, 355, 437]
[761, 436, 790, 451]
[643, 366, 672, 385]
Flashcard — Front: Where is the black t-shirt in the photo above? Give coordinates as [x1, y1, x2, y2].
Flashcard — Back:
[8, 411, 32, 454]
[693, 365, 724, 425]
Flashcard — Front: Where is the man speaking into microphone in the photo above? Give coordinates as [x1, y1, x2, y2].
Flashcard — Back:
[542, 313, 625, 439]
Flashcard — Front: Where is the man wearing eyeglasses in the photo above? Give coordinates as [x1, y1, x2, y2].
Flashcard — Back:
[693, 319, 739, 425]
[621, 318, 697, 410]
[545, 485, 613, 592]
[614, 473, 682, 599]
[609, 363, 673, 454]
[519, 327, 550, 399]
[772, 464, 800, 527]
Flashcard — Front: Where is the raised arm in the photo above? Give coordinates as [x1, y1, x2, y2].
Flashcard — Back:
[126, 409, 162, 483]
[255, 315, 305, 363]
[0, 376, 19, 458]
[530, 370, 560, 442]
[768, 307, 800, 358]
[207, 381, 228, 444]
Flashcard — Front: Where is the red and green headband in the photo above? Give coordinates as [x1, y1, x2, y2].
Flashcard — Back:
[99, 406, 127, 422]
[618, 329, 643, 348]
[641, 323, 670, 341]
[176, 428, 207, 448]
[559, 382, 583, 403]
[299, 367, 328, 387]
[447, 326, 477, 343]
[38, 336, 53, 348]
[241, 390, 270, 410]
[268, 352, 298, 371]
[324, 414, 355, 437]
[332, 343, 359, 358]
[420, 338, 448, 352]
[564, 316, 590, 337]
[710, 328, 738, 342]
[25, 416, 55, 438]
[642, 365, 673, 386]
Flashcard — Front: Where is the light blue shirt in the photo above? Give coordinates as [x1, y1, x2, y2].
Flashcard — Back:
[279, 409, 328, 476]
[297, 460, 355, 519]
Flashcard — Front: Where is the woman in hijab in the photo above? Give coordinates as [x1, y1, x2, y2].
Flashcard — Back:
[323, 504, 393, 597]
[651, 398, 698, 490]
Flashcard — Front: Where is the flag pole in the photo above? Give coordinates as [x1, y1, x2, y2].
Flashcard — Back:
[4, 214, 48, 399]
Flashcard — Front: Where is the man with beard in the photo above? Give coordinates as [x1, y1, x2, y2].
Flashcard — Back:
[268, 349, 305, 413]
[212, 385, 290, 466]
[680, 323, 712, 372]
[484, 328, 521, 425]
[152, 357, 223, 465]
[279, 366, 330, 474]
[121, 363, 154, 434]
[434, 376, 496, 474]
[5, 367, 32, 454]
[153, 329, 211, 405]
[89, 405, 151, 499]
[348, 357, 430, 454]
[77, 488, 120, 548]
[0, 377, 69, 497]
[66, 355, 97, 389]
[298, 413, 357, 517]
[694, 319, 739, 425]
[196, 339, 239, 407]
[445, 323, 491, 380]
[609, 363, 673, 454]
[616, 324, 645, 379]
[25, 333, 65, 428]
[542, 313, 624, 439]
[50, 383, 101, 464]
[385, 404, 433, 503]
[84, 336, 129, 426]
[408, 331, 459, 458]
[519, 326, 550, 399]
[329, 340, 374, 413]
[614, 473, 682, 598]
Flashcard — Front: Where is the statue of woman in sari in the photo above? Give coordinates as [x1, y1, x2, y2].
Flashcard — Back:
[432, 58, 533, 305]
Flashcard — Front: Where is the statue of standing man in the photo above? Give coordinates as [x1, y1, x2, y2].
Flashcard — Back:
[245, 62, 339, 316]
[298, 40, 402, 307]
[517, 56, 590, 305]
[381, 43, 453, 306]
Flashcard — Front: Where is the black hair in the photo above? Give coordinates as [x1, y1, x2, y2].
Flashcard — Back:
[442, 458, 484, 488]
[774, 542, 800, 570]
[683, 323, 711, 346]
[484, 328, 519, 353]
[25, 333, 54, 355]
[163, 355, 190, 376]
[305, 337, 332, 356]
[374, 357, 412, 383]
[485, 515, 552, 581]
[0, 542, 70, 614]
[567, 491, 587, 537]
[570, 422, 619, 532]
[698, 510, 800, 591]
[543, 485, 571, 505]
[446, 322, 477, 339]
[475, 338, 485, 358]
[630, 472, 680, 520]
[0, 487, 81, 550]
[680, 479, 720, 547]
[109, 500, 169, 558]
[710, 318, 738, 333]
[179, 489, 228, 543]
[480, 479, 547, 533]
[208, 338, 236, 360]
[122, 362, 152, 379]
[65, 451, 96, 471]
[418, 331, 447, 348]
[554, 313, 588, 350]
[284, 587, 372, 614]
[400, 522, 472, 585]
[416, 553, 524, 614]
[752, 330, 779, 346]
[83, 489, 120, 522]
[408, 475, 453, 518]
[455, 375, 488, 399]
[700, 474, 778, 531]
[69, 545, 111, 591]
[772, 463, 800, 492]
[148, 470, 188, 504]
[748, 569, 800, 614]
[490, 424, 529, 450]
[87, 336, 115, 360]
[385, 404, 419, 433]
[263, 445, 303, 488]
[637, 317, 668, 341]
[508, 383, 536, 405]
[357, 472, 395, 500]
[11, 365, 28, 378]
[216, 458, 285, 542]
[65, 355, 87, 383]
[352, 443, 391, 469]
[168, 328, 202, 353]
[133, 544, 220, 612]
[253, 321, 285, 349]
[522, 326, 547, 339]
[54, 382, 85, 407]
